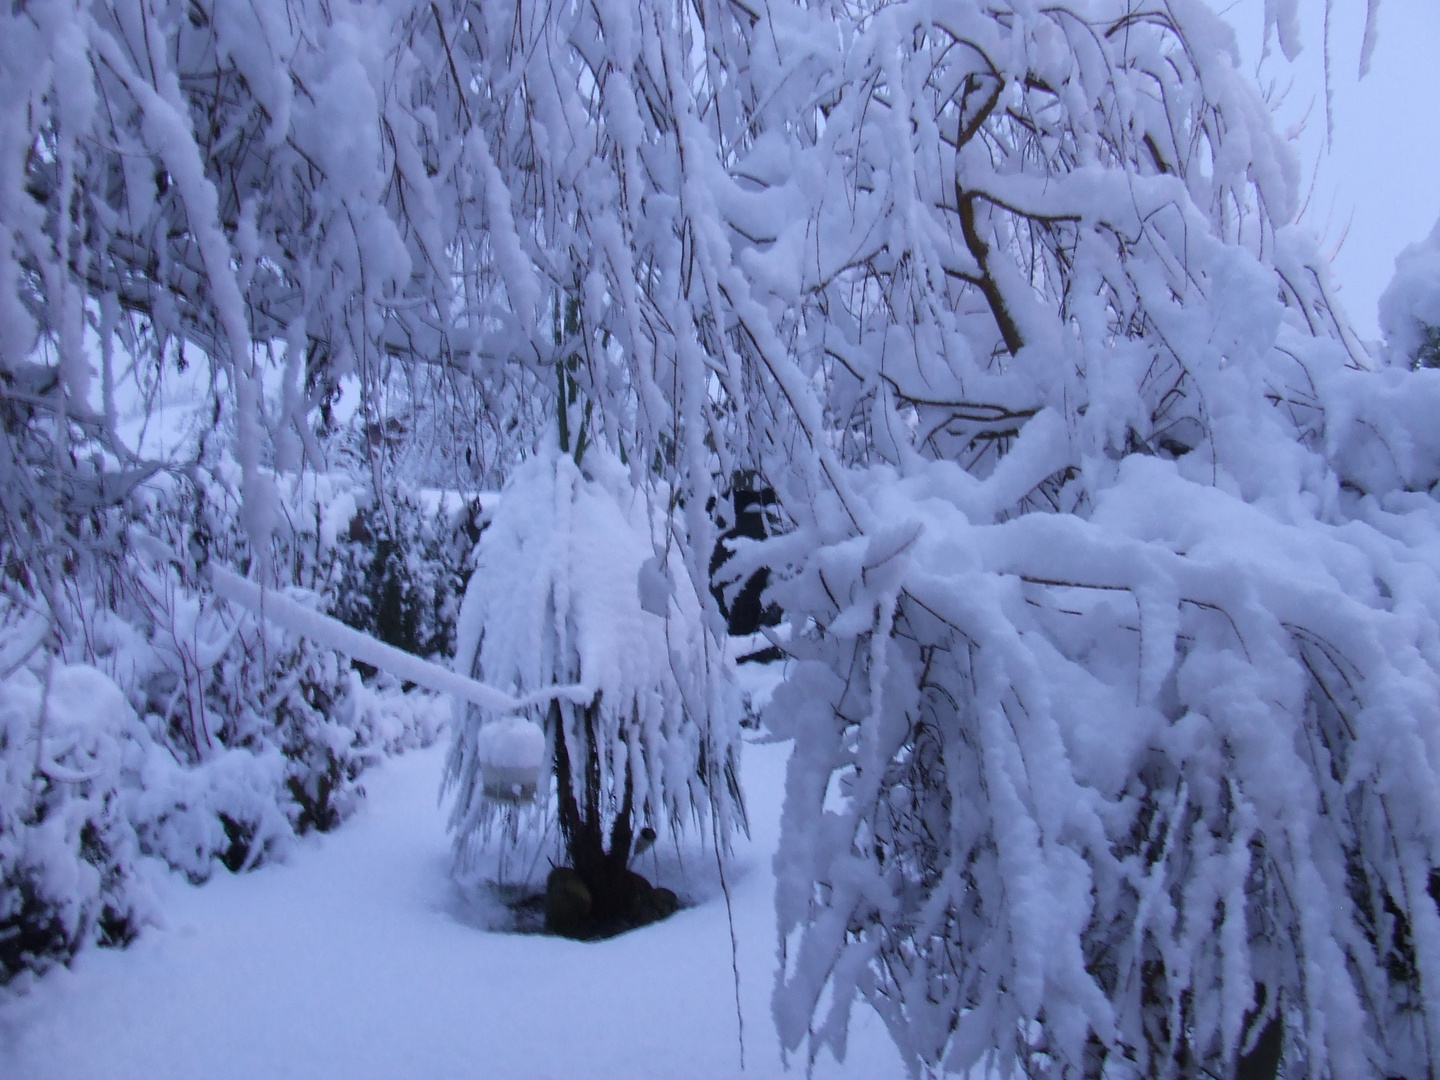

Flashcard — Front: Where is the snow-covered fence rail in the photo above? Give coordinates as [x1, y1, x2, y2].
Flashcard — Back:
[211, 566, 590, 713]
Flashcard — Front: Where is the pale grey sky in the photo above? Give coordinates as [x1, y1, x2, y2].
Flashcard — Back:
[1223, 0, 1440, 343]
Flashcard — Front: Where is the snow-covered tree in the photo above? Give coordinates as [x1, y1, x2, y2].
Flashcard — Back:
[11, 3, 1440, 1079]
[736, 3, 1440, 1078]
[409, 0, 1440, 1069]
[2, 0, 565, 609]
[444, 442, 744, 929]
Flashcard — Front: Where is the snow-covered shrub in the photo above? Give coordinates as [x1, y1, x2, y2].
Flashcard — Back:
[121, 640, 445, 884]
[118, 471, 347, 843]
[445, 443, 744, 923]
[329, 490, 479, 664]
[0, 663, 146, 985]
[0, 449, 453, 976]
[341, 670, 448, 759]
[1380, 217, 1440, 369]
[124, 742, 292, 883]
[1321, 364, 1440, 495]
[104, 465, 446, 878]
[212, 602, 367, 839]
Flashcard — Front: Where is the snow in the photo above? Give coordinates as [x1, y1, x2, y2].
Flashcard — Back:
[1379, 215, 1440, 366]
[475, 716, 546, 771]
[7, 0, 1440, 1075]
[212, 566, 586, 714]
[1, 663, 149, 963]
[447, 443, 744, 873]
[0, 736, 906, 1080]
[475, 716, 545, 801]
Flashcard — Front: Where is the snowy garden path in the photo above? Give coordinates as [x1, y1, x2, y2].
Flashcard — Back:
[0, 738, 906, 1080]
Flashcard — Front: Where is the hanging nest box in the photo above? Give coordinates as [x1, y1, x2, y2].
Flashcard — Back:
[476, 715, 547, 803]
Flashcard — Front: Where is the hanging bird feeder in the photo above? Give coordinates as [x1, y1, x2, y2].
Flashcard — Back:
[476, 715, 546, 803]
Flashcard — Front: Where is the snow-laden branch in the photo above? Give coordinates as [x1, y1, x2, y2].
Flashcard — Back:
[211, 566, 592, 713]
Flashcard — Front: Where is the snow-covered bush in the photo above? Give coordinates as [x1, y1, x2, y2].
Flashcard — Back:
[329, 490, 479, 664]
[1321, 364, 1440, 495]
[118, 472, 346, 846]
[1380, 217, 1440, 369]
[0, 663, 146, 984]
[119, 465, 454, 869]
[445, 443, 744, 923]
[124, 742, 292, 883]
[0, 459, 441, 886]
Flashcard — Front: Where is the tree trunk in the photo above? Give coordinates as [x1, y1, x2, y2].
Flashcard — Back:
[551, 697, 638, 935]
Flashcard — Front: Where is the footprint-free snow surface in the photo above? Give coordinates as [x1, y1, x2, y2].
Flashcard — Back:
[0, 738, 906, 1080]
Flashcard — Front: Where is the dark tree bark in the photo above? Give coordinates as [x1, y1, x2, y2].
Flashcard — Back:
[550, 697, 640, 934]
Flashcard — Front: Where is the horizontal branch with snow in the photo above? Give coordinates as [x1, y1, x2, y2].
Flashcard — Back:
[210, 566, 591, 713]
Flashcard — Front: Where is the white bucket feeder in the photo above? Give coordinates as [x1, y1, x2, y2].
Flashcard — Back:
[477, 716, 547, 803]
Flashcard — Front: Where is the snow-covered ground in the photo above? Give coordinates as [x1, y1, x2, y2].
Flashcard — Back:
[0, 736, 906, 1080]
